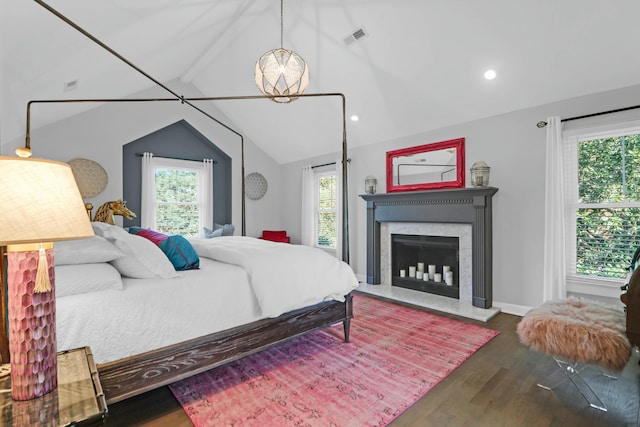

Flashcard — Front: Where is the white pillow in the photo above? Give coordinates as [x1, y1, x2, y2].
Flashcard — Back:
[55, 236, 124, 265]
[95, 222, 177, 279]
[92, 221, 116, 237]
[55, 263, 124, 297]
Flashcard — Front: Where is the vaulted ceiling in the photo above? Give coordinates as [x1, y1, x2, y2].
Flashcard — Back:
[3, 0, 640, 163]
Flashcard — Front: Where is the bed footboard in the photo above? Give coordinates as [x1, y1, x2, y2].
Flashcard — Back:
[98, 293, 353, 404]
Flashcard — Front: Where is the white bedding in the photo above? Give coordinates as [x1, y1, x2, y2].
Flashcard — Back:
[57, 258, 260, 364]
[190, 236, 359, 317]
[56, 237, 358, 364]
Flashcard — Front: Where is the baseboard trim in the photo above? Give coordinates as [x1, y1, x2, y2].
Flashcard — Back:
[492, 301, 532, 317]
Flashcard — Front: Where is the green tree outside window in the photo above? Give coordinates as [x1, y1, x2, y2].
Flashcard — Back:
[154, 168, 200, 236]
[576, 134, 640, 278]
[317, 174, 337, 248]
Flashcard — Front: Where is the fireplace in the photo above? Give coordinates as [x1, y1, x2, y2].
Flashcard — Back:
[360, 187, 497, 309]
[392, 234, 460, 298]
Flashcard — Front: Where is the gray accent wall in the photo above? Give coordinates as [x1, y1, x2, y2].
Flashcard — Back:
[122, 120, 232, 229]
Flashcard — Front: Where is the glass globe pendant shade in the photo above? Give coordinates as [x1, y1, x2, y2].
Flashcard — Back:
[255, 48, 309, 103]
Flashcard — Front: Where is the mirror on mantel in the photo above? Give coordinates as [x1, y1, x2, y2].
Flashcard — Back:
[386, 138, 465, 192]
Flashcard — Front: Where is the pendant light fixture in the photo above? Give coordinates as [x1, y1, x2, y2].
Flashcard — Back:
[255, 0, 309, 103]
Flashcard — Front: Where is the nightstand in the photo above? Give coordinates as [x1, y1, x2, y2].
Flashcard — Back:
[0, 347, 108, 426]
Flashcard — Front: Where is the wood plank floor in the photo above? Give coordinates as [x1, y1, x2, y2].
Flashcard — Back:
[105, 294, 640, 426]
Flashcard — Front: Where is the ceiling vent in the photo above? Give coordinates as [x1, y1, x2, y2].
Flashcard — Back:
[343, 27, 368, 46]
[63, 79, 79, 92]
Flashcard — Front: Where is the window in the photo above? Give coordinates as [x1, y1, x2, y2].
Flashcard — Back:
[315, 170, 337, 249]
[564, 126, 640, 284]
[145, 157, 212, 236]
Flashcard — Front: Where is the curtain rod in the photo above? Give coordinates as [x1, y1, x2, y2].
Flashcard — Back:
[135, 153, 218, 164]
[311, 158, 351, 169]
[536, 104, 640, 128]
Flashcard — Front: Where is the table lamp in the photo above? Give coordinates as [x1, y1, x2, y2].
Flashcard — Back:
[0, 156, 94, 400]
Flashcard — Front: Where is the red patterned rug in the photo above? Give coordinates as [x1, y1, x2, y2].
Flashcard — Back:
[169, 295, 499, 426]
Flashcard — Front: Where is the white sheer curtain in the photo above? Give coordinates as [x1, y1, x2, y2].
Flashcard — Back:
[140, 152, 156, 229]
[335, 158, 345, 261]
[543, 116, 567, 301]
[201, 159, 214, 230]
[300, 165, 315, 246]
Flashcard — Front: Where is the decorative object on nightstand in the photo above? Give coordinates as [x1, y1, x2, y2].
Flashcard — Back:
[92, 200, 136, 225]
[0, 347, 108, 425]
[0, 156, 94, 400]
[245, 172, 268, 200]
[365, 176, 377, 194]
[470, 161, 491, 187]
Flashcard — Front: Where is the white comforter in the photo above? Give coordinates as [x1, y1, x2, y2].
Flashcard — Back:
[190, 236, 359, 318]
[57, 258, 262, 364]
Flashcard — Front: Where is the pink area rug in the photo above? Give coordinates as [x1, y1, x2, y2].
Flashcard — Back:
[169, 295, 499, 426]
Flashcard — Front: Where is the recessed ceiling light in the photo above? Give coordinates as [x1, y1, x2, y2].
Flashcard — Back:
[484, 69, 497, 80]
[350, 115, 359, 122]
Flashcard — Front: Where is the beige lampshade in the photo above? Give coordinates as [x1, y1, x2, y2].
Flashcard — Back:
[0, 156, 94, 245]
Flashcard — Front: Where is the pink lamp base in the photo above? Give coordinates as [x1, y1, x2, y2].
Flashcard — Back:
[7, 249, 57, 401]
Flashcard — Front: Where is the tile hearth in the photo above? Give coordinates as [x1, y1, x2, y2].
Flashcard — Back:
[356, 282, 500, 322]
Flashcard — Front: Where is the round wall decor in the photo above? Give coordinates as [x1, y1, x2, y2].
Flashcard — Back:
[245, 172, 268, 200]
[68, 158, 108, 198]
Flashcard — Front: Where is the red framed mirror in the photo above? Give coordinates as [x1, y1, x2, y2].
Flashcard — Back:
[386, 138, 465, 192]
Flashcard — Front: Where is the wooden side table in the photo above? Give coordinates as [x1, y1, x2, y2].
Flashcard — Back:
[0, 347, 108, 426]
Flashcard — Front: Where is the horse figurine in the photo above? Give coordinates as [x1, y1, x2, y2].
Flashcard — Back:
[93, 200, 137, 224]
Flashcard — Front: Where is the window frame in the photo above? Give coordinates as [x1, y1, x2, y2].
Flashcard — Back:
[313, 168, 338, 252]
[563, 122, 640, 297]
[148, 157, 210, 236]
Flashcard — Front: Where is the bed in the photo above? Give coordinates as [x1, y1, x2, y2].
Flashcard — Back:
[0, 1, 356, 405]
[45, 223, 358, 404]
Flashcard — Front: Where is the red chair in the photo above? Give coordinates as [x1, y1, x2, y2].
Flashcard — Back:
[260, 230, 290, 243]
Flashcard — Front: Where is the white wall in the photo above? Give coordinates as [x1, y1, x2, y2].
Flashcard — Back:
[1, 80, 283, 237]
[280, 84, 640, 310]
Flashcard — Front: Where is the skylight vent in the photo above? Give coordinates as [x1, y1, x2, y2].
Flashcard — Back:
[343, 27, 368, 46]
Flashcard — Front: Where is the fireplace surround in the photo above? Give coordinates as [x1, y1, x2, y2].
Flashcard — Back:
[360, 187, 498, 309]
[392, 234, 460, 298]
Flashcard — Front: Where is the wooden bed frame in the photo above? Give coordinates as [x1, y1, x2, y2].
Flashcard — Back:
[96, 294, 353, 404]
[0, 287, 353, 404]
